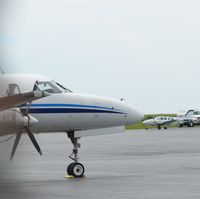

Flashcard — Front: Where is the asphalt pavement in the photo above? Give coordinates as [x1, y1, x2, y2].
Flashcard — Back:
[1, 127, 200, 199]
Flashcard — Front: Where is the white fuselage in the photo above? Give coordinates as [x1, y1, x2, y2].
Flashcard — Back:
[0, 74, 143, 136]
[21, 93, 140, 133]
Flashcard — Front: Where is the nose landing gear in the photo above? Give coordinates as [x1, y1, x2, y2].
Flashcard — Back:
[67, 131, 85, 178]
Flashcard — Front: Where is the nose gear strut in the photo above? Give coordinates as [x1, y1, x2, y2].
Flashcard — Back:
[67, 131, 85, 178]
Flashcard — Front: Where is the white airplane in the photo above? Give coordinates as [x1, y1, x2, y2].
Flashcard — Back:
[0, 72, 143, 177]
[143, 116, 176, 130]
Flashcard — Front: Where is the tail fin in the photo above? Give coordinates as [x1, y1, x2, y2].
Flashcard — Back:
[0, 66, 5, 74]
[185, 110, 194, 118]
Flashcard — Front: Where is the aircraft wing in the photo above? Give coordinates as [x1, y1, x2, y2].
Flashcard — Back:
[0, 91, 49, 112]
[162, 119, 177, 125]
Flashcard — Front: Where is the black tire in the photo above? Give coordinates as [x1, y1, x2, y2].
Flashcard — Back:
[189, 121, 194, 127]
[67, 163, 76, 176]
[70, 163, 85, 177]
[164, 127, 167, 130]
[157, 126, 161, 130]
[177, 123, 183, 128]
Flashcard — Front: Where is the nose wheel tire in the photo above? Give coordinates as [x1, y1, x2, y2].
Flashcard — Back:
[157, 125, 161, 130]
[67, 163, 75, 175]
[66, 131, 85, 178]
[67, 162, 85, 177]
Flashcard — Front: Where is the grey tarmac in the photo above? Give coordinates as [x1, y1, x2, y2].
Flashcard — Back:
[1, 127, 200, 199]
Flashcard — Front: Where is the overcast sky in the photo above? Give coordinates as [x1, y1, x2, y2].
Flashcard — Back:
[0, 0, 200, 113]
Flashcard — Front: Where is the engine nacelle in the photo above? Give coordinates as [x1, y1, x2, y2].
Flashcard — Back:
[0, 109, 38, 136]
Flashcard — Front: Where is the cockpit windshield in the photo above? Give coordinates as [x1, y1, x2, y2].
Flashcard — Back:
[54, 81, 73, 93]
[33, 81, 73, 94]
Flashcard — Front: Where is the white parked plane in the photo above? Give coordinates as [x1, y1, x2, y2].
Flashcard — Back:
[0, 73, 143, 177]
[143, 116, 176, 130]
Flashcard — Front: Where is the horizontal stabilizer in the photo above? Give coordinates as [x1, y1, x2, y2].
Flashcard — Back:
[185, 110, 194, 118]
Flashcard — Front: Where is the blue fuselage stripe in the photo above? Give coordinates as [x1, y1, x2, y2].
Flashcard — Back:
[20, 104, 124, 114]
[23, 103, 117, 111]
[21, 108, 124, 114]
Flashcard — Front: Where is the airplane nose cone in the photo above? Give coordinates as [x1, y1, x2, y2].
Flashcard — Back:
[126, 107, 144, 125]
[143, 119, 154, 126]
[142, 121, 148, 125]
[143, 120, 148, 125]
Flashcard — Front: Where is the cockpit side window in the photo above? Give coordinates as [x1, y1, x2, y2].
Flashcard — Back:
[55, 82, 73, 93]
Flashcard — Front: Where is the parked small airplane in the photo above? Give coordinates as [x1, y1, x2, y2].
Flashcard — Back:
[0, 72, 143, 177]
[143, 116, 176, 130]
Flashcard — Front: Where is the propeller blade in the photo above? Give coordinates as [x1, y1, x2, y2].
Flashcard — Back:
[25, 127, 42, 156]
[26, 102, 32, 116]
[10, 130, 23, 161]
